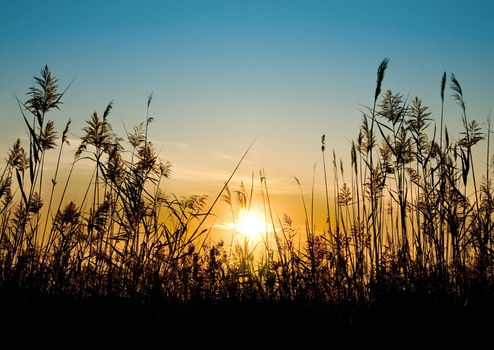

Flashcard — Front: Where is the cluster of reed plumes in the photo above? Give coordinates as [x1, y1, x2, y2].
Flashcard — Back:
[0, 61, 493, 306]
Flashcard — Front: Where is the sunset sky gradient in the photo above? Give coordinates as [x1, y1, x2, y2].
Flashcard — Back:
[1, 0, 493, 229]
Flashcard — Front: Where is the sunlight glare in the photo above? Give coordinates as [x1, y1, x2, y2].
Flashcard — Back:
[237, 210, 265, 240]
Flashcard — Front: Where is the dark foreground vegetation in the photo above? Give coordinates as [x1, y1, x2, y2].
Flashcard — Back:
[1, 60, 494, 331]
[2, 285, 494, 336]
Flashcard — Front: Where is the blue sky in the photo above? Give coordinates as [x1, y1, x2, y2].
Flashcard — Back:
[1, 0, 493, 201]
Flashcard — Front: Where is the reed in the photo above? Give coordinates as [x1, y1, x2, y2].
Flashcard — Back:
[0, 63, 492, 320]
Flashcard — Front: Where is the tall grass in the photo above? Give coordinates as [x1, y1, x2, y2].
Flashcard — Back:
[0, 62, 493, 309]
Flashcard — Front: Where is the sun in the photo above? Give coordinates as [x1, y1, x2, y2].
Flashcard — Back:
[236, 210, 265, 240]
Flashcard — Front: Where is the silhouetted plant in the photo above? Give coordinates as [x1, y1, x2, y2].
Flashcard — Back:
[1, 62, 494, 315]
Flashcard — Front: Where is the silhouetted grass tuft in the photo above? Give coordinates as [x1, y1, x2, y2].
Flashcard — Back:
[1, 62, 494, 330]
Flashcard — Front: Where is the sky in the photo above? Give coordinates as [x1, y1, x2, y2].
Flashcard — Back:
[1, 0, 493, 231]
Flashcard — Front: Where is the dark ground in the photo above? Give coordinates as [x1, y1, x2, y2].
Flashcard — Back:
[1, 286, 493, 339]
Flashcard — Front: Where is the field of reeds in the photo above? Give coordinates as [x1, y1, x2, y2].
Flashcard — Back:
[1, 60, 494, 331]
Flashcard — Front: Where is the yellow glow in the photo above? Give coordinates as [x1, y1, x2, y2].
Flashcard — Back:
[236, 210, 265, 240]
